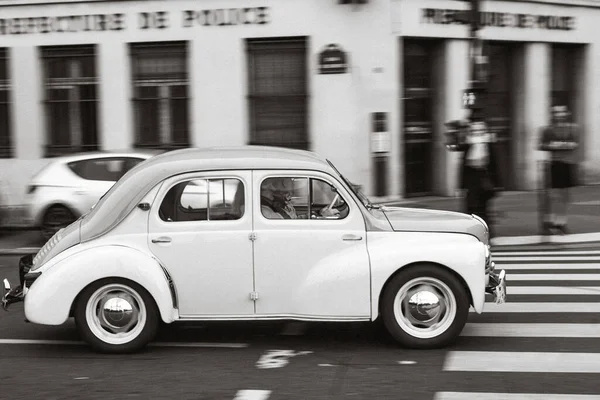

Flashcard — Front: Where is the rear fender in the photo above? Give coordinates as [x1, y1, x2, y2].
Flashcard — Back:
[24, 245, 177, 325]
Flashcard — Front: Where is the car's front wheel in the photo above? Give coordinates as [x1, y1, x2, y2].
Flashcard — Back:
[74, 278, 159, 353]
[381, 265, 469, 349]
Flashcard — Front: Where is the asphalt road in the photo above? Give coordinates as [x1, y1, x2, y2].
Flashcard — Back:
[2, 249, 600, 400]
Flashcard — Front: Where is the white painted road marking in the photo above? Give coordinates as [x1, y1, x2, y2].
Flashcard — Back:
[435, 392, 600, 400]
[461, 323, 600, 338]
[493, 250, 600, 256]
[256, 350, 312, 369]
[497, 286, 600, 295]
[234, 390, 271, 400]
[0, 339, 248, 348]
[494, 256, 600, 262]
[507, 274, 600, 281]
[444, 351, 600, 373]
[498, 263, 600, 270]
[473, 303, 600, 313]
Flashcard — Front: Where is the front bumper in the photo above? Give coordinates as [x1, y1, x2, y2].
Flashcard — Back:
[485, 264, 507, 304]
[2, 254, 39, 311]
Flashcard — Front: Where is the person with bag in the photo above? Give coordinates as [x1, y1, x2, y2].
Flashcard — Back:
[446, 120, 502, 236]
[538, 104, 579, 235]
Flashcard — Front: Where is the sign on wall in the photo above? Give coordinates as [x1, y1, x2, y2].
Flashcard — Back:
[421, 8, 575, 31]
[318, 44, 348, 74]
[0, 7, 270, 35]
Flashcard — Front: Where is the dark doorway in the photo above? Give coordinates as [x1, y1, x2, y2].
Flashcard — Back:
[402, 39, 438, 197]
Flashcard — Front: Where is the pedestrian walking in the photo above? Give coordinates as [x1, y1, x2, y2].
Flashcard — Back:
[538, 104, 580, 235]
[446, 119, 502, 237]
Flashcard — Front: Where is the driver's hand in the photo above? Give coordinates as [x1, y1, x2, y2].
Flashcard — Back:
[320, 207, 340, 217]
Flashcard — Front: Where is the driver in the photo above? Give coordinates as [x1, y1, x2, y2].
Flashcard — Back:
[261, 178, 340, 219]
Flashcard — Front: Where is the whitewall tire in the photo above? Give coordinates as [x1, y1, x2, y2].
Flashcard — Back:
[381, 264, 469, 349]
[74, 278, 159, 353]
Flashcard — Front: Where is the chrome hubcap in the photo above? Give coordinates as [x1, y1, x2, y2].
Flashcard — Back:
[393, 277, 457, 339]
[101, 297, 137, 331]
[86, 284, 146, 345]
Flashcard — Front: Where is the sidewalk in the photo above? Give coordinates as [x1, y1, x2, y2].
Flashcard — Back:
[0, 185, 599, 254]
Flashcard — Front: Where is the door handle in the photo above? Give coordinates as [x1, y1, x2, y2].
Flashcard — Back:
[151, 237, 172, 244]
[342, 234, 363, 241]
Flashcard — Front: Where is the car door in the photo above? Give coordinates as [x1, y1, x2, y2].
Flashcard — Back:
[147, 171, 255, 317]
[252, 170, 371, 319]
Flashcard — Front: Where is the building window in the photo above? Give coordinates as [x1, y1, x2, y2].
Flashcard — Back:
[130, 41, 190, 150]
[41, 45, 99, 157]
[402, 39, 437, 197]
[246, 37, 309, 150]
[0, 48, 12, 158]
[551, 45, 575, 112]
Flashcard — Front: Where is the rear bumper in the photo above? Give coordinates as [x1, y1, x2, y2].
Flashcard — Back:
[2, 254, 40, 311]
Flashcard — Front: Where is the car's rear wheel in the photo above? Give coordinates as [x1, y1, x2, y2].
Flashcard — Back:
[41, 205, 76, 240]
[381, 265, 469, 349]
[74, 278, 159, 353]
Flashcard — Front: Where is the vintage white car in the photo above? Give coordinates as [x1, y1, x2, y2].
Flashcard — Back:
[2, 146, 506, 353]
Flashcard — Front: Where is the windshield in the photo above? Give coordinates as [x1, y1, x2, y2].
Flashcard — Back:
[326, 159, 378, 210]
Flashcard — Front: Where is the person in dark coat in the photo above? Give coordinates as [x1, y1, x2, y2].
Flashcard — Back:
[446, 120, 503, 236]
[538, 105, 579, 235]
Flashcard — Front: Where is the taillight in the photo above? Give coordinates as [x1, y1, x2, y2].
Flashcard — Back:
[26, 185, 38, 194]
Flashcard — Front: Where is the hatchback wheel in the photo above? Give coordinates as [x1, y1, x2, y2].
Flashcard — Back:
[74, 278, 159, 353]
[41, 205, 76, 240]
[381, 265, 469, 349]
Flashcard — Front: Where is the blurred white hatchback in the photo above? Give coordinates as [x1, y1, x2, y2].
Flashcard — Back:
[27, 151, 159, 240]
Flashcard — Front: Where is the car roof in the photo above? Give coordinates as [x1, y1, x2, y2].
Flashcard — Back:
[140, 146, 330, 170]
[79, 146, 335, 241]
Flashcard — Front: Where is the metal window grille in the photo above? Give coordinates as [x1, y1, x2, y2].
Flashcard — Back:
[0, 48, 12, 158]
[130, 41, 190, 150]
[41, 45, 99, 157]
[246, 37, 309, 150]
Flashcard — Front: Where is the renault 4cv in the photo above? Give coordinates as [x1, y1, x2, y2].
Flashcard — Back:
[3, 146, 506, 353]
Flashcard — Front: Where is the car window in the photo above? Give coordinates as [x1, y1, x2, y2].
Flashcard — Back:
[159, 178, 244, 222]
[260, 176, 348, 220]
[68, 157, 143, 181]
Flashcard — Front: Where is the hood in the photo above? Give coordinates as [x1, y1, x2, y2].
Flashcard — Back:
[380, 206, 488, 244]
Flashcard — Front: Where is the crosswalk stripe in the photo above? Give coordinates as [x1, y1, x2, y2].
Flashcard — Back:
[497, 286, 600, 295]
[492, 251, 600, 257]
[446, 251, 600, 399]
[472, 303, 600, 313]
[461, 323, 600, 337]
[443, 351, 600, 373]
[492, 257, 600, 264]
[507, 274, 600, 281]
[434, 392, 600, 400]
[498, 263, 600, 270]
[233, 390, 271, 400]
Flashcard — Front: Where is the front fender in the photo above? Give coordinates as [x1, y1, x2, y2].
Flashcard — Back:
[368, 231, 486, 319]
[24, 245, 177, 325]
